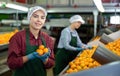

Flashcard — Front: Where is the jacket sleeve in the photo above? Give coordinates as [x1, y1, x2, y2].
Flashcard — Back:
[61, 30, 77, 51]
[7, 33, 24, 70]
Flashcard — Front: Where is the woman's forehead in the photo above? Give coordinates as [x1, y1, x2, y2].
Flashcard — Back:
[33, 10, 45, 16]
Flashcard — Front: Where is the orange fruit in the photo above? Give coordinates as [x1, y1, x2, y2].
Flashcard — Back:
[39, 45, 45, 50]
[70, 64, 76, 69]
[73, 69, 78, 72]
[36, 45, 49, 55]
[43, 48, 48, 53]
[36, 49, 43, 55]
[76, 66, 82, 70]
[83, 66, 89, 70]
[66, 68, 73, 73]
[69, 61, 74, 66]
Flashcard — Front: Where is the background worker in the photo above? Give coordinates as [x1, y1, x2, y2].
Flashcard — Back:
[54, 15, 92, 75]
[7, 6, 55, 76]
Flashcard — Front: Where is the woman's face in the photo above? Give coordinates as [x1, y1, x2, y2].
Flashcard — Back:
[73, 21, 82, 29]
[29, 10, 46, 30]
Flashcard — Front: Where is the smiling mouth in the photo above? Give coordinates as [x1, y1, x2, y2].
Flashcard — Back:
[35, 23, 41, 26]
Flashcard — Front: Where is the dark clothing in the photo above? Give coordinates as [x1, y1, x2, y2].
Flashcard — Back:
[54, 33, 79, 76]
[13, 29, 46, 76]
[7, 29, 55, 74]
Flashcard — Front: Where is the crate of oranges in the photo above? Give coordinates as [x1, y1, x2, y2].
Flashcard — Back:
[0, 29, 19, 51]
[59, 46, 101, 76]
[0, 29, 19, 45]
[92, 38, 120, 65]
[105, 38, 120, 56]
[36, 45, 49, 56]
[63, 61, 120, 76]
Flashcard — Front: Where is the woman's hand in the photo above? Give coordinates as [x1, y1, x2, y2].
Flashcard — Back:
[34, 50, 50, 62]
[76, 48, 84, 51]
[27, 52, 37, 60]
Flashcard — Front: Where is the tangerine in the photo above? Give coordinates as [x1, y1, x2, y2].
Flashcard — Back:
[39, 45, 45, 50]
[43, 48, 48, 53]
[36, 49, 43, 55]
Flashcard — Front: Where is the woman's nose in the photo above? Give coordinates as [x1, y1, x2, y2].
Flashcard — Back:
[37, 17, 41, 22]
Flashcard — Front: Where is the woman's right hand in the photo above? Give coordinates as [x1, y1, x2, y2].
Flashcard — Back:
[27, 52, 37, 60]
[34, 51, 50, 62]
[76, 48, 84, 51]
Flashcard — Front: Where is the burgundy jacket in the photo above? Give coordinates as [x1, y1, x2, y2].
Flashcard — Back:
[7, 29, 55, 70]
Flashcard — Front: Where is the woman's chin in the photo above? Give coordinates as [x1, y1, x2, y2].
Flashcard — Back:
[34, 27, 42, 30]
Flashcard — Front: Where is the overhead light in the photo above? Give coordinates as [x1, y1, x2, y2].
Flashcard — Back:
[6, 3, 28, 12]
[93, 0, 105, 12]
[110, 15, 120, 24]
[0, 1, 28, 12]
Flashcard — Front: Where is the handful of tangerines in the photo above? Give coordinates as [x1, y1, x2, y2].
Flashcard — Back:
[36, 45, 49, 56]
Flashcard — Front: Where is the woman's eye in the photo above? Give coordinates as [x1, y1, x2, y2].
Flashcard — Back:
[33, 15, 38, 18]
[32, 14, 46, 20]
[41, 16, 45, 19]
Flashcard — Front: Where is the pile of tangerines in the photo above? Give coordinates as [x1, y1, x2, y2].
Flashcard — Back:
[66, 38, 120, 74]
[66, 46, 101, 74]
[0, 29, 19, 45]
[105, 38, 120, 56]
[36, 45, 49, 56]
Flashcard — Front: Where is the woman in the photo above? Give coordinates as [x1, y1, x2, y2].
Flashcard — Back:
[7, 6, 55, 76]
[54, 15, 92, 75]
